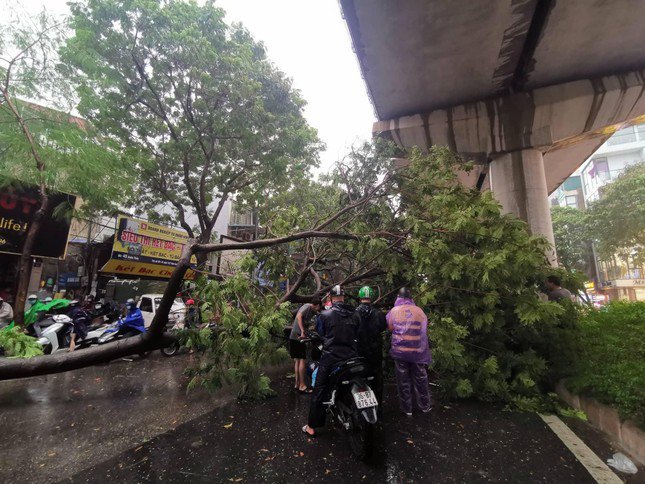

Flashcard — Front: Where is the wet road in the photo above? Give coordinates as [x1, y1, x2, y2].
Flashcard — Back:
[0, 354, 636, 483]
[0, 353, 227, 483]
[73, 379, 599, 483]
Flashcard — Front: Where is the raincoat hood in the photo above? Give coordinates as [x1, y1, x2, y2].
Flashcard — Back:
[356, 303, 374, 318]
[393, 297, 415, 307]
[331, 302, 355, 318]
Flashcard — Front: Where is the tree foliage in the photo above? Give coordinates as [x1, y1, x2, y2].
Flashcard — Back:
[179, 143, 582, 409]
[550, 206, 590, 272]
[392, 148, 579, 410]
[0, 326, 44, 358]
[0, 8, 126, 321]
[62, 0, 320, 247]
[586, 163, 645, 265]
[182, 265, 291, 400]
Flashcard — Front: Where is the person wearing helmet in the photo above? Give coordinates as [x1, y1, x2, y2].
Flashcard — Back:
[26, 294, 38, 310]
[303, 285, 360, 437]
[184, 299, 201, 329]
[44, 296, 53, 303]
[387, 287, 432, 416]
[356, 286, 387, 405]
[0, 297, 14, 329]
[123, 298, 145, 332]
[68, 300, 90, 352]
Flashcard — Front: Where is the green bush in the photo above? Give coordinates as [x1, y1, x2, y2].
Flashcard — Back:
[565, 301, 645, 426]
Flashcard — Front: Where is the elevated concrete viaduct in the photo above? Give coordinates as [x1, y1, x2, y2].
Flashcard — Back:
[340, 0, 645, 260]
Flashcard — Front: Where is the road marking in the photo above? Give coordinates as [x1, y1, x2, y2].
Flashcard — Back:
[539, 414, 622, 484]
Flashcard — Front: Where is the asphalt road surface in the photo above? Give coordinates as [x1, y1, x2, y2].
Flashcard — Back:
[0, 354, 639, 483]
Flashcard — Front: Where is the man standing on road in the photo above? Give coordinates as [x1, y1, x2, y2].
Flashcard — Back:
[303, 285, 359, 437]
[545, 275, 573, 302]
[184, 299, 201, 329]
[356, 286, 387, 404]
[387, 287, 432, 416]
[289, 298, 321, 394]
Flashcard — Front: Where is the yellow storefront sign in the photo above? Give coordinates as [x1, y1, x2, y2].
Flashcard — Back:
[100, 260, 196, 280]
[100, 215, 197, 280]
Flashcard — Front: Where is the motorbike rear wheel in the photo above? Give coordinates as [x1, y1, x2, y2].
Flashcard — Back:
[160, 342, 180, 357]
[348, 409, 374, 461]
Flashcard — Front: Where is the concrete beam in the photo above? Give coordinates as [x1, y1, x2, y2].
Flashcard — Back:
[374, 70, 645, 192]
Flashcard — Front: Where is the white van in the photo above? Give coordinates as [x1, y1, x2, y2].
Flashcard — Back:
[137, 294, 186, 328]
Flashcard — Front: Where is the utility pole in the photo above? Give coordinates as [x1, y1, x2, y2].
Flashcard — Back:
[85, 219, 93, 296]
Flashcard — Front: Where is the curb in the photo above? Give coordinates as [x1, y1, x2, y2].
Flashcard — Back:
[556, 381, 644, 465]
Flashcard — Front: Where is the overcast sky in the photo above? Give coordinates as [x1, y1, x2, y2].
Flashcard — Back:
[5, 0, 376, 171]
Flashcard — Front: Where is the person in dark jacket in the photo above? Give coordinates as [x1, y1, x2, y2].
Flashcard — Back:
[302, 285, 359, 437]
[68, 300, 90, 352]
[356, 286, 387, 404]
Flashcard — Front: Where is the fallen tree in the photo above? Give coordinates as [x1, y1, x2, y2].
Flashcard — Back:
[0, 178, 393, 380]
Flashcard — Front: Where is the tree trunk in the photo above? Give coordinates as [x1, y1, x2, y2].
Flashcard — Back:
[0, 332, 174, 380]
[194, 230, 212, 270]
[13, 192, 49, 325]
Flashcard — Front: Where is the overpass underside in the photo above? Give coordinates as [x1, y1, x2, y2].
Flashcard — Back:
[340, 0, 645, 261]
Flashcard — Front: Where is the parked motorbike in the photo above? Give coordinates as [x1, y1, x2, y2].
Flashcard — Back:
[304, 333, 378, 460]
[160, 318, 184, 357]
[70, 302, 121, 350]
[97, 316, 146, 345]
[32, 314, 74, 354]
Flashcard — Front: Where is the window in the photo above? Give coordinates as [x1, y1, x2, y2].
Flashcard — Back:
[140, 297, 153, 312]
[588, 158, 609, 182]
[636, 123, 645, 140]
[565, 195, 578, 208]
[607, 127, 637, 145]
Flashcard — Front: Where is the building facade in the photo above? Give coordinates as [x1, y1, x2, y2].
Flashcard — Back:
[550, 175, 585, 209]
[579, 124, 645, 204]
[552, 122, 645, 302]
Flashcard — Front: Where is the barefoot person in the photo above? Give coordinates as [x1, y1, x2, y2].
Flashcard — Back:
[289, 298, 321, 394]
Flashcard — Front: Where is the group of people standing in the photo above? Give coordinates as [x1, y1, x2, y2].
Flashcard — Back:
[288, 285, 433, 437]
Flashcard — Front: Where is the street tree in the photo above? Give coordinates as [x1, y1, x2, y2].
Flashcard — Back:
[587, 163, 645, 266]
[61, 0, 321, 265]
[550, 206, 590, 272]
[0, 9, 125, 323]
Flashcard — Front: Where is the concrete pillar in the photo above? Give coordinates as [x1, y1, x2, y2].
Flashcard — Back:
[489, 149, 557, 265]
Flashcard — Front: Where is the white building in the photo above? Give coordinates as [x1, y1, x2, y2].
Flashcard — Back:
[579, 123, 645, 204]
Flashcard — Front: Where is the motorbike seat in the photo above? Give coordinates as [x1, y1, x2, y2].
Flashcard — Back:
[329, 357, 370, 384]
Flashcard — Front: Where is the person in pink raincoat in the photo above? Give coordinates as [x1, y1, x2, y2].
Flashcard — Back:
[386, 287, 433, 416]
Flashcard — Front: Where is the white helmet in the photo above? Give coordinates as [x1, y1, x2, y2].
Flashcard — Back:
[27, 294, 38, 302]
[45, 297, 53, 303]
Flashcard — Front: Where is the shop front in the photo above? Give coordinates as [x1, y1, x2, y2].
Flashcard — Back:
[0, 178, 76, 303]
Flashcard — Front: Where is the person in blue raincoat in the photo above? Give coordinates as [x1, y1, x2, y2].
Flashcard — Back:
[121, 298, 146, 333]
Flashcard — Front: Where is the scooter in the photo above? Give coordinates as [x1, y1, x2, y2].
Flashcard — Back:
[33, 315, 74, 354]
[74, 302, 121, 349]
[160, 318, 184, 357]
[304, 333, 379, 461]
[97, 315, 147, 345]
